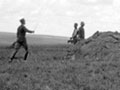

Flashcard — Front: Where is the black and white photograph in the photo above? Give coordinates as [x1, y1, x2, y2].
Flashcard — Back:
[0, 0, 120, 90]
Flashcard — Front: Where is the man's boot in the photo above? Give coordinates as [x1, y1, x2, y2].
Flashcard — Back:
[24, 51, 28, 60]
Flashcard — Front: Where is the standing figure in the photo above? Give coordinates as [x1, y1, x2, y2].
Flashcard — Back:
[77, 21, 85, 40]
[72, 23, 78, 39]
[68, 23, 78, 44]
[9, 18, 34, 63]
[72, 23, 78, 44]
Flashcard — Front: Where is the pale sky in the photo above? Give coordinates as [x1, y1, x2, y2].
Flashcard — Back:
[0, 0, 120, 37]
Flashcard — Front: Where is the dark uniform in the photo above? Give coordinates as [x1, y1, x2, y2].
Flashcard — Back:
[15, 25, 32, 50]
[77, 21, 85, 40]
[77, 27, 85, 39]
[9, 18, 34, 63]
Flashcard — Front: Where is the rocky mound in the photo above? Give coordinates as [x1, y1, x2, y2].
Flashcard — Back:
[65, 31, 120, 90]
[74, 31, 120, 61]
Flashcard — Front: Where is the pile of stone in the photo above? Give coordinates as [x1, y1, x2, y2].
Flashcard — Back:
[73, 31, 120, 62]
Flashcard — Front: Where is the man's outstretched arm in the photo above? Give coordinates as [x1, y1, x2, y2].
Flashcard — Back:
[24, 26, 34, 33]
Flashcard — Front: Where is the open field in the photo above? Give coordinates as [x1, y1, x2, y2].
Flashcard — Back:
[0, 32, 68, 45]
[0, 44, 120, 90]
[0, 31, 120, 90]
[0, 44, 74, 90]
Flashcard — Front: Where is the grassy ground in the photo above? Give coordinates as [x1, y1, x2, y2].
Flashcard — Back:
[0, 44, 120, 90]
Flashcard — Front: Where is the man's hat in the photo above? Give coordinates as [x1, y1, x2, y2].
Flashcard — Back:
[20, 18, 25, 23]
[81, 21, 85, 26]
[74, 23, 78, 26]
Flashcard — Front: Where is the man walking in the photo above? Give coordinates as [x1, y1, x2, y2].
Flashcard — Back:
[9, 18, 34, 63]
